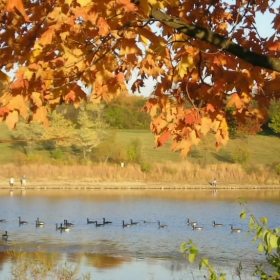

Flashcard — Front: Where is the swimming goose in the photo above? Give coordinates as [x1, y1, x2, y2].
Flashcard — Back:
[186, 218, 197, 226]
[212, 221, 223, 227]
[103, 218, 112, 225]
[64, 220, 74, 227]
[36, 218, 45, 226]
[158, 221, 168, 228]
[56, 223, 70, 232]
[87, 218, 96, 224]
[122, 220, 131, 228]
[2, 231, 8, 240]
[143, 220, 150, 224]
[56, 223, 63, 230]
[19, 217, 27, 225]
[130, 219, 140, 225]
[0, 219, 6, 223]
[192, 224, 203, 230]
[95, 221, 104, 227]
[230, 224, 242, 233]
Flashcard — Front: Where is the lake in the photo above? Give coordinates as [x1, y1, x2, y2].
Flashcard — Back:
[0, 188, 279, 279]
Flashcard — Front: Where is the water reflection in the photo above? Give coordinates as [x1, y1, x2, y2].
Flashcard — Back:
[0, 188, 279, 279]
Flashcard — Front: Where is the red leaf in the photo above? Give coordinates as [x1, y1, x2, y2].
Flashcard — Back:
[157, 130, 171, 147]
[0, 107, 10, 117]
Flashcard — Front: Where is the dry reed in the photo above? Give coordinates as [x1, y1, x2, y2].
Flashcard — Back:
[0, 161, 279, 187]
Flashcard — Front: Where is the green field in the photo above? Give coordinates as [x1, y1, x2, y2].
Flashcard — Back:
[115, 129, 280, 165]
[0, 123, 279, 166]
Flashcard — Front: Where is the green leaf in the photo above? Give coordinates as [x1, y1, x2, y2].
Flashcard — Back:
[269, 234, 279, 249]
[180, 242, 187, 253]
[260, 217, 268, 226]
[201, 258, 209, 267]
[258, 243, 264, 253]
[189, 253, 196, 263]
[240, 210, 247, 220]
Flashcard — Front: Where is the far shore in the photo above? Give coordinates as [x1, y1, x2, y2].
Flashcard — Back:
[0, 179, 279, 190]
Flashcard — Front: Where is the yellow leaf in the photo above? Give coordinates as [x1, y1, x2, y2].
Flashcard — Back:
[169, 33, 190, 49]
[76, 0, 93, 6]
[5, 110, 19, 130]
[0, 70, 11, 84]
[31, 92, 43, 107]
[30, 48, 43, 63]
[32, 106, 49, 127]
[120, 39, 142, 56]
[189, 129, 200, 146]
[6, 95, 29, 118]
[177, 56, 195, 78]
[23, 68, 34, 81]
[95, 69, 114, 84]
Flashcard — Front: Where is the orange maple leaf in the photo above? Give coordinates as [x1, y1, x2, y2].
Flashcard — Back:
[226, 93, 243, 109]
[206, 103, 215, 112]
[97, 17, 110, 36]
[39, 26, 56, 46]
[5, 0, 30, 21]
[116, 0, 138, 12]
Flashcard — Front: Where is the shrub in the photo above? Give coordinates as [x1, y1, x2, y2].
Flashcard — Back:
[140, 161, 152, 173]
[52, 149, 64, 160]
[231, 145, 251, 168]
[275, 163, 280, 175]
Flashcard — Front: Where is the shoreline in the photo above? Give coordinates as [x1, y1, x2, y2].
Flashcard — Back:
[0, 179, 280, 190]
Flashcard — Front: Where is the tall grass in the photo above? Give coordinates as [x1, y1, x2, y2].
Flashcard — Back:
[0, 161, 279, 187]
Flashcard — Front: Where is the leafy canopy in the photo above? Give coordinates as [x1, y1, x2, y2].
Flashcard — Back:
[0, 0, 280, 156]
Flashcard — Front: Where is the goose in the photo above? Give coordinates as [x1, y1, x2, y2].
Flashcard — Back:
[158, 221, 168, 228]
[192, 224, 203, 230]
[56, 223, 62, 230]
[230, 224, 242, 233]
[0, 219, 6, 223]
[122, 220, 131, 228]
[19, 217, 27, 225]
[186, 218, 197, 226]
[56, 223, 70, 232]
[64, 220, 74, 227]
[103, 218, 112, 225]
[2, 231, 8, 240]
[95, 221, 104, 227]
[87, 218, 96, 224]
[36, 218, 45, 227]
[212, 220, 223, 227]
[143, 220, 150, 224]
[130, 219, 140, 226]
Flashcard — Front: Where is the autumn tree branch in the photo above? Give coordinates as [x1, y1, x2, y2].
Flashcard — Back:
[150, 8, 280, 73]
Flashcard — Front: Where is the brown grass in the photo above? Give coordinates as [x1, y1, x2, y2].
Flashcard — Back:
[0, 161, 279, 188]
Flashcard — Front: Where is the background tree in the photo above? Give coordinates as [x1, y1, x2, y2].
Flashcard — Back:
[103, 95, 150, 129]
[0, 0, 280, 156]
[41, 111, 76, 156]
[73, 102, 108, 160]
[268, 99, 280, 134]
[11, 119, 44, 155]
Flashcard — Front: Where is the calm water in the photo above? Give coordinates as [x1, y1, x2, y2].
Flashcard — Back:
[0, 188, 279, 279]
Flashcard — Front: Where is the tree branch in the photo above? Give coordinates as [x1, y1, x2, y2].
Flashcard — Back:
[150, 8, 280, 73]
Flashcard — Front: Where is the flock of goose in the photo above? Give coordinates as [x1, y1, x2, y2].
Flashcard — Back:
[1, 216, 242, 240]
